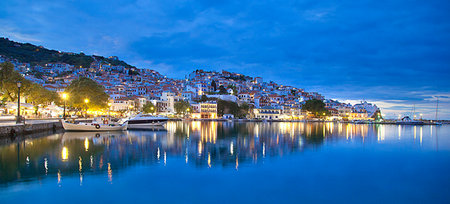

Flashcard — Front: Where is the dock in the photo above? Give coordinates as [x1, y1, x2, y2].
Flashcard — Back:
[0, 119, 63, 138]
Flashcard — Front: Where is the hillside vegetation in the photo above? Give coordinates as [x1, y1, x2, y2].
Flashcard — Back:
[0, 37, 134, 68]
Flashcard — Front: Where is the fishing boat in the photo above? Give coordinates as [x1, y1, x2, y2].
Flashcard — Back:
[62, 117, 127, 131]
[126, 114, 168, 130]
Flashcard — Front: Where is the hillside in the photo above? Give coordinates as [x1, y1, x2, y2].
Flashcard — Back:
[0, 37, 134, 68]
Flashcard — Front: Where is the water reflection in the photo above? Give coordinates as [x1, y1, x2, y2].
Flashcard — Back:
[0, 122, 448, 186]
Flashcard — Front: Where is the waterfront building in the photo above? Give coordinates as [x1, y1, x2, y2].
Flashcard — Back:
[191, 101, 217, 119]
[253, 106, 282, 119]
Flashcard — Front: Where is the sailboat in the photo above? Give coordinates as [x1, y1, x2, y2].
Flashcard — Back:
[396, 104, 424, 125]
[434, 97, 442, 125]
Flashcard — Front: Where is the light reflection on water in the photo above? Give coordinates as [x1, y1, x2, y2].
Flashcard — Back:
[0, 122, 449, 202]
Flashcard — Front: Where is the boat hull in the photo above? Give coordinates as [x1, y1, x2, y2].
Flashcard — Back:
[126, 117, 168, 130]
[62, 121, 127, 131]
[395, 122, 425, 125]
[127, 121, 167, 130]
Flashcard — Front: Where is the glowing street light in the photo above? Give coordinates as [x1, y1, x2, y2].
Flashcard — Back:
[61, 92, 68, 120]
[84, 98, 89, 118]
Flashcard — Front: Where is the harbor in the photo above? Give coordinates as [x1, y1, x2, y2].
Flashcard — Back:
[1, 121, 449, 203]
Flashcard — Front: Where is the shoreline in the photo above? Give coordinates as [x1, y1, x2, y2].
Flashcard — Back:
[0, 118, 446, 138]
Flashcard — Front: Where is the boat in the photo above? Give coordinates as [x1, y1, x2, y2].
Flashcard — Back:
[396, 116, 424, 125]
[126, 114, 168, 130]
[62, 117, 127, 131]
[352, 120, 368, 124]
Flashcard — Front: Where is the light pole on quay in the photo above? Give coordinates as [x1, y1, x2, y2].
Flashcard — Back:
[107, 102, 112, 121]
[84, 98, 89, 118]
[62, 93, 68, 120]
[16, 81, 22, 124]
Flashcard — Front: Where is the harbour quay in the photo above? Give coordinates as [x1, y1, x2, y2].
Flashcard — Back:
[0, 120, 62, 138]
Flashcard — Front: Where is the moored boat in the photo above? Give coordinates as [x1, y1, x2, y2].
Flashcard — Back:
[62, 117, 127, 131]
[396, 116, 424, 125]
[126, 114, 168, 130]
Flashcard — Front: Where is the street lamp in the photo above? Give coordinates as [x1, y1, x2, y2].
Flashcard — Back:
[150, 106, 154, 115]
[107, 102, 112, 121]
[16, 81, 22, 124]
[129, 105, 134, 116]
[84, 98, 89, 118]
[61, 93, 68, 120]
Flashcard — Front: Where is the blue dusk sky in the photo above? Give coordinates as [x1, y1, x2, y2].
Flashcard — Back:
[1, 0, 449, 119]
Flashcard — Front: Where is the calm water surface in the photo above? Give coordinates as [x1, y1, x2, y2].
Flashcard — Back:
[0, 122, 449, 203]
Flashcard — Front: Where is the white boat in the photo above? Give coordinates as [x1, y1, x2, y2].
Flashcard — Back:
[126, 114, 168, 130]
[396, 116, 424, 125]
[62, 117, 127, 131]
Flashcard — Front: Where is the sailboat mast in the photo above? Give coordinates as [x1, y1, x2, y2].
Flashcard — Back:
[435, 96, 439, 121]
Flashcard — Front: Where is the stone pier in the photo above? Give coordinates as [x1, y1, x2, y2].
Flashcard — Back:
[0, 120, 63, 138]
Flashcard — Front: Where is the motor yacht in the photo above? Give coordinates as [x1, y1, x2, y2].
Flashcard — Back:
[126, 114, 168, 130]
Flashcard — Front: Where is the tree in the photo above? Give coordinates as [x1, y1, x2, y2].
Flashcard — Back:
[65, 76, 109, 110]
[218, 85, 227, 94]
[238, 102, 250, 118]
[302, 99, 329, 117]
[211, 80, 217, 91]
[26, 83, 58, 106]
[174, 100, 190, 115]
[0, 62, 57, 104]
[142, 102, 156, 114]
[0, 62, 28, 101]
[216, 100, 250, 118]
[199, 95, 209, 102]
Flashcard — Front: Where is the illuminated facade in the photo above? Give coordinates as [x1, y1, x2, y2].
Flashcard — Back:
[253, 106, 281, 119]
[191, 101, 217, 119]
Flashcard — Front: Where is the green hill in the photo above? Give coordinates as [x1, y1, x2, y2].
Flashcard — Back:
[0, 37, 134, 68]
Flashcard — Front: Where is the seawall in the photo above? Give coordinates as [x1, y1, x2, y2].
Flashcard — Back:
[0, 121, 62, 138]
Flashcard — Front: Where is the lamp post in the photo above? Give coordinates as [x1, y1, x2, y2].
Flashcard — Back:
[107, 102, 112, 121]
[84, 98, 89, 118]
[150, 106, 154, 115]
[129, 105, 134, 116]
[62, 93, 68, 120]
[16, 81, 22, 124]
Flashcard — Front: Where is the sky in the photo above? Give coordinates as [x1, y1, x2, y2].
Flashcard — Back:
[1, 0, 449, 119]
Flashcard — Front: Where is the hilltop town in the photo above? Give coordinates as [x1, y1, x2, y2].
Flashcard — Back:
[0, 38, 380, 120]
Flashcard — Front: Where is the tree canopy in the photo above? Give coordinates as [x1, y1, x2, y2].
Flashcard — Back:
[302, 99, 329, 117]
[0, 37, 134, 68]
[142, 102, 156, 114]
[217, 100, 250, 118]
[0, 62, 57, 104]
[211, 80, 217, 91]
[218, 85, 227, 94]
[174, 100, 190, 115]
[65, 76, 109, 110]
